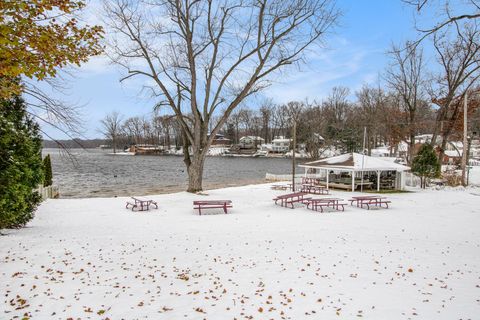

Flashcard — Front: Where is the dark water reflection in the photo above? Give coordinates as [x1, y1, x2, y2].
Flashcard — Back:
[43, 149, 300, 198]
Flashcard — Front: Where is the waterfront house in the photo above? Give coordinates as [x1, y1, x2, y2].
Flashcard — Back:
[272, 136, 291, 153]
[239, 136, 265, 149]
[129, 144, 162, 155]
[209, 133, 231, 146]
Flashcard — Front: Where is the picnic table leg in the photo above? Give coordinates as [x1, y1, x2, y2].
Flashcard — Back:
[223, 203, 227, 214]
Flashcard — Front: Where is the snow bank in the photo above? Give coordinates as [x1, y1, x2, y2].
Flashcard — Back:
[1, 184, 480, 319]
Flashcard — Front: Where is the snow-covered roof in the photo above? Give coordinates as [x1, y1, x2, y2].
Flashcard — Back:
[371, 147, 390, 156]
[448, 141, 464, 149]
[444, 150, 462, 158]
[239, 136, 265, 141]
[300, 153, 411, 171]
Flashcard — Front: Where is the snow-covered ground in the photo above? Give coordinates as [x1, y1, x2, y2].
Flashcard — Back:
[469, 165, 480, 186]
[2, 184, 480, 319]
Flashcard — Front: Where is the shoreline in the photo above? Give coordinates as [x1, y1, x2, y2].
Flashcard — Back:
[55, 178, 282, 199]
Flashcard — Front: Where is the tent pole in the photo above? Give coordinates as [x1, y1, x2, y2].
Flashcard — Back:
[377, 170, 380, 191]
[326, 169, 329, 191]
[351, 170, 355, 192]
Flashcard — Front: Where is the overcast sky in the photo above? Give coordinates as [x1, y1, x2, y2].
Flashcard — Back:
[40, 0, 430, 139]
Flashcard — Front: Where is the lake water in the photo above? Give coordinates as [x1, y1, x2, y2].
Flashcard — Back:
[43, 148, 299, 198]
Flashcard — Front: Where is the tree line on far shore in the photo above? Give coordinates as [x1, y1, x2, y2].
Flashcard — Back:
[101, 84, 480, 162]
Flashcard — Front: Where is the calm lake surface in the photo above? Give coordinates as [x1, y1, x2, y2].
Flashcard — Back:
[43, 148, 299, 198]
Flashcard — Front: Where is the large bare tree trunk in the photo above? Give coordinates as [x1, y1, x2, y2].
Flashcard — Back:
[186, 155, 205, 193]
[182, 125, 209, 192]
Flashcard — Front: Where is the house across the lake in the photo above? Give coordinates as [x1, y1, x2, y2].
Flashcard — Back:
[209, 133, 231, 146]
[128, 144, 162, 155]
[271, 136, 291, 153]
[239, 136, 265, 149]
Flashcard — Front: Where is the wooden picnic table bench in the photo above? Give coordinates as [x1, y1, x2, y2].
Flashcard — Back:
[287, 183, 303, 191]
[302, 177, 321, 185]
[304, 198, 346, 212]
[273, 192, 310, 209]
[349, 196, 391, 210]
[193, 200, 232, 215]
[271, 184, 289, 191]
[301, 184, 329, 195]
[125, 197, 158, 211]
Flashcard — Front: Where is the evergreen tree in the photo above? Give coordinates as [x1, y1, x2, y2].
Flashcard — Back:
[411, 144, 441, 188]
[43, 154, 53, 187]
[0, 95, 44, 229]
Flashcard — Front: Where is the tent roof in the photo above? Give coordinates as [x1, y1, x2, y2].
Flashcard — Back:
[300, 153, 410, 171]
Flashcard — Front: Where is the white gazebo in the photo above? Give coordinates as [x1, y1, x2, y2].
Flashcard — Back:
[299, 153, 411, 192]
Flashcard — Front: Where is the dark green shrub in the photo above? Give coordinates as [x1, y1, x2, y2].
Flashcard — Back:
[411, 144, 440, 188]
[43, 154, 53, 187]
[0, 95, 44, 229]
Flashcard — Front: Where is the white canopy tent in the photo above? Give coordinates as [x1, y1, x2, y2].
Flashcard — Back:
[299, 153, 411, 192]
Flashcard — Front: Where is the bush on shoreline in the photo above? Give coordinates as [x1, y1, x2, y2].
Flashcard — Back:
[0, 95, 44, 229]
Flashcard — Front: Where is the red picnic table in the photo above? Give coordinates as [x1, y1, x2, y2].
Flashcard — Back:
[301, 184, 329, 195]
[349, 196, 391, 210]
[125, 197, 158, 211]
[271, 184, 289, 191]
[273, 192, 310, 209]
[193, 200, 232, 215]
[287, 183, 303, 191]
[302, 177, 321, 185]
[304, 198, 346, 212]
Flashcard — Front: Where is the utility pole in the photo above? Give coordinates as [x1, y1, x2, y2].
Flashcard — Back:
[292, 119, 297, 192]
[467, 135, 472, 185]
[360, 126, 367, 192]
[461, 92, 468, 186]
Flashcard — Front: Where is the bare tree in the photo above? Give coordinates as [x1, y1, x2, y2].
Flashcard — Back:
[259, 99, 273, 142]
[23, 76, 88, 154]
[355, 85, 386, 155]
[104, 0, 339, 192]
[430, 23, 480, 162]
[405, 0, 480, 44]
[385, 42, 427, 164]
[122, 116, 144, 145]
[227, 109, 243, 144]
[270, 104, 289, 139]
[239, 108, 255, 136]
[100, 111, 123, 153]
[322, 86, 352, 145]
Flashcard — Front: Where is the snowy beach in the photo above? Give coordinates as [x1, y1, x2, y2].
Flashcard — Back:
[1, 184, 480, 319]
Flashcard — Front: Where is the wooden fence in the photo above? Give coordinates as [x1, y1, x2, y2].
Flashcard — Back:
[35, 185, 59, 200]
